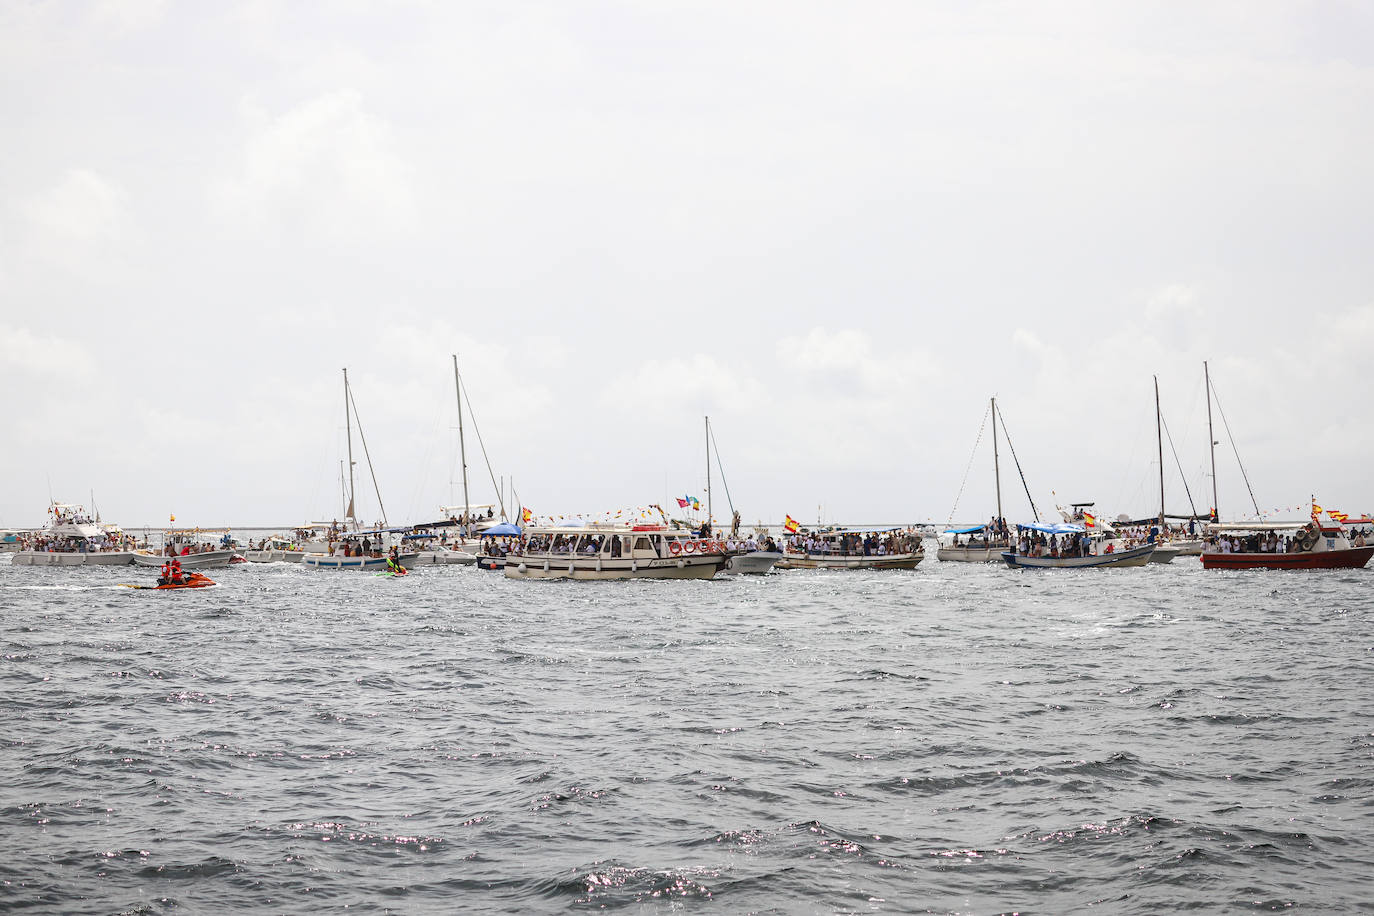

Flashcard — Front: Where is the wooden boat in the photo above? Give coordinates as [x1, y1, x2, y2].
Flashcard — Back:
[1002, 523, 1155, 568]
[1202, 519, 1374, 570]
[1003, 543, 1155, 568]
[302, 551, 419, 571]
[776, 527, 924, 570]
[505, 523, 726, 580]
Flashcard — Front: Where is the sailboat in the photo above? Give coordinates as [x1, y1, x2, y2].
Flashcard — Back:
[302, 369, 418, 571]
[1198, 362, 1373, 570]
[702, 416, 783, 575]
[938, 397, 1025, 562]
[412, 356, 492, 566]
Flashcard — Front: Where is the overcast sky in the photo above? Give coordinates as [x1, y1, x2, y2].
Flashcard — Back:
[3, 1, 1372, 530]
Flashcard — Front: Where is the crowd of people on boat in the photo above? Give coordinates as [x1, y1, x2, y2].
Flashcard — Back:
[16, 532, 134, 553]
[1012, 530, 1096, 559]
[328, 536, 389, 557]
[785, 530, 921, 557]
[949, 517, 1011, 547]
[1204, 527, 1368, 553]
[161, 540, 222, 557]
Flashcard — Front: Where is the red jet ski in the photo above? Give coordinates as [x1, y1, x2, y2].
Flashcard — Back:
[124, 573, 217, 590]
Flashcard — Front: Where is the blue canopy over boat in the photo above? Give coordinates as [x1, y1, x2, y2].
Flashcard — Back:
[1016, 522, 1086, 535]
[944, 525, 988, 534]
[482, 522, 522, 536]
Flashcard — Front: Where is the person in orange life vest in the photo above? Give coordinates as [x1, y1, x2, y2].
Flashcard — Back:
[159, 561, 173, 586]
[170, 558, 184, 584]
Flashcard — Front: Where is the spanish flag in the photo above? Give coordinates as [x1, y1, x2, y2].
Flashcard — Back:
[784, 514, 800, 533]
[1082, 511, 1096, 528]
[521, 507, 532, 523]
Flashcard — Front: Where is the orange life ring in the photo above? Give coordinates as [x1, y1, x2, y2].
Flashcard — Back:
[669, 541, 682, 555]
[683, 541, 697, 554]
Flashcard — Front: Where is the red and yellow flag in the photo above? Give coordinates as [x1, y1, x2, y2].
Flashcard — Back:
[1082, 511, 1096, 528]
[783, 514, 800, 533]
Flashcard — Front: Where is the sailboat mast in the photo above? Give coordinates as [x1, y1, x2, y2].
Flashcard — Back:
[343, 368, 356, 528]
[705, 416, 712, 524]
[991, 397, 1003, 521]
[1205, 360, 1218, 522]
[453, 355, 470, 523]
[1155, 375, 1165, 524]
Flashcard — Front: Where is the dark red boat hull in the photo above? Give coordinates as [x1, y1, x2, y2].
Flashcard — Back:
[1201, 546, 1374, 570]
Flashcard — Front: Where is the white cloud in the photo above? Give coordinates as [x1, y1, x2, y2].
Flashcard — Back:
[0, 327, 96, 377]
[211, 90, 416, 241]
[24, 169, 128, 241]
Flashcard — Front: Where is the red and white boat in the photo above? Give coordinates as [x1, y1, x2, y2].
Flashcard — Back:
[1201, 518, 1374, 570]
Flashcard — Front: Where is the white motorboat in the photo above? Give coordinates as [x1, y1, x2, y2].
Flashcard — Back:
[505, 523, 726, 580]
[243, 536, 308, 563]
[132, 529, 238, 569]
[11, 503, 135, 566]
[412, 545, 478, 566]
[722, 549, 783, 575]
[243, 526, 333, 563]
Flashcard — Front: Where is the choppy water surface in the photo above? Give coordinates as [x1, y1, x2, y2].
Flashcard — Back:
[1, 556, 1371, 913]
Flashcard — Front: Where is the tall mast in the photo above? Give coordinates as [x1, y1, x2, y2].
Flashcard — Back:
[705, 416, 712, 524]
[1205, 360, 1218, 522]
[1155, 375, 1165, 524]
[343, 368, 356, 528]
[453, 355, 470, 522]
[991, 397, 1003, 521]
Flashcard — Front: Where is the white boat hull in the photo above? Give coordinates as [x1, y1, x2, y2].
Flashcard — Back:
[301, 553, 420, 570]
[12, 550, 134, 567]
[243, 549, 307, 563]
[132, 550, 237, 569]
[1147, 545, 1181, 564]
[722, 550, 782, 575]
[775, 551, 923, 570]
[413, 549, 478, 566]
[937, 544, 1009, 563]
[1002, 544, 1155, 568]
[504, 553, 724, 580]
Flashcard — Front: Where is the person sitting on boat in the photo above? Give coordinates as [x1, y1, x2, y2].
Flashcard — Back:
[158, 561, 173, 586]
[169, 558, 185, 584]
[386, 547, 404, 574]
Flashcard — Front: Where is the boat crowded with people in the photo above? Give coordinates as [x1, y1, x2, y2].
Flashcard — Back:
[1001, 522, 1155, 568]
[131, 528, 238, 569]
[1201, 511, 1374, 570]
[776, 527, 924, 570]
[503, 522, 727, 580]
[11, 503, 136, 566]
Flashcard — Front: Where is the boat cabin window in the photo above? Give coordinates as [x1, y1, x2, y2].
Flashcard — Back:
[634, 537, 651, 551]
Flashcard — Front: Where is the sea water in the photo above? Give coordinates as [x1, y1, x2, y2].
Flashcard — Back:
[1, 556, 1370, 913]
